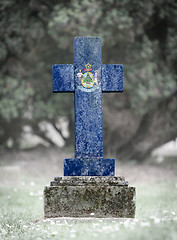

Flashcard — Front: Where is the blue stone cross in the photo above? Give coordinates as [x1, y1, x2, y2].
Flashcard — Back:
[53, 37, 123, 176]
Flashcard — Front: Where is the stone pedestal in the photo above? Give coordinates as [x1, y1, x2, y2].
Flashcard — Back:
[44, 176, 136, 218]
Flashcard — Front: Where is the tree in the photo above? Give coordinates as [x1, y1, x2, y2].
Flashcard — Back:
[0, 0, 176, 161]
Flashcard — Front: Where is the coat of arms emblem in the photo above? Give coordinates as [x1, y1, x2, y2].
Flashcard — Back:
[77, 63, 100, 90]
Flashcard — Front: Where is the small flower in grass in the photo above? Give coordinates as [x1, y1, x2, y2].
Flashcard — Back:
[70, 233, 76, 238]
[171, 211, 176, 215]
[154, 218, 160, 224]
[1, 229, 7, 235]
[134, 218, 139, 223]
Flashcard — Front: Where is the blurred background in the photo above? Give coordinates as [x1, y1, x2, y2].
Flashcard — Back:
[1, 2, 177, 237]
[0, 0, 177, 164]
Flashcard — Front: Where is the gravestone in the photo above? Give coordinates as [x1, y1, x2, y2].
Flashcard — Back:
[44, 37, 136, 218]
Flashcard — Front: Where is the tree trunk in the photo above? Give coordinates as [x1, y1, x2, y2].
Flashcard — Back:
[103, 90, 177, 161]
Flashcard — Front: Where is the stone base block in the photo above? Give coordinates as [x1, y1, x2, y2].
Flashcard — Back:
[44, 176, 136, 218]
[64, 158, 115, 176]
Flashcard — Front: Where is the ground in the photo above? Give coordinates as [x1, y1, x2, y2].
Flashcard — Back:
[0, 147, 177, 240]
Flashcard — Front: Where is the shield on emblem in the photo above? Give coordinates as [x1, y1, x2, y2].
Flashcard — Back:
[82, 72, 94, 88]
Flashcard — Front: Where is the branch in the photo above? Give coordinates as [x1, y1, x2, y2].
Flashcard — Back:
[52, 122, 68, 142]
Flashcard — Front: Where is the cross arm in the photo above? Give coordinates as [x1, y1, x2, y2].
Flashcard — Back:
[102, 64, 123, 92]
[53, 64, 75, 92]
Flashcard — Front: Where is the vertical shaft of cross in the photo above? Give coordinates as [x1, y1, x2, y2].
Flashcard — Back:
[74, 37, 103, 159]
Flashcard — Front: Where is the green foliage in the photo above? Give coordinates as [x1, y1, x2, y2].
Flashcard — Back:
[0, 0, 176, 148]
[48, 0, 177, 113]
[0, 77, 34, 121]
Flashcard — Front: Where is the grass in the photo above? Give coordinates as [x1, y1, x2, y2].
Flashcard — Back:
[0, 148, 177, 240]
[0, 179, 177, 240]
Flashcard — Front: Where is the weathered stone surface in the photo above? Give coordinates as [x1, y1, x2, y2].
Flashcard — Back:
[102, 64, 123, 92]
[53, 64, 74, 92]
[40, 217, 135, 223]
[51, 176, 128, 186]
[44, 176, 136, 218]
[74, 37, 103, 161]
